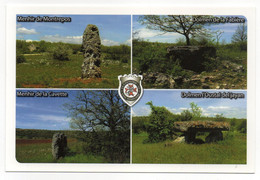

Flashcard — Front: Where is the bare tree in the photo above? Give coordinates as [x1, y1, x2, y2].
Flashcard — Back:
[231, 23, 247, 43]
[139, 15, 212, 45]
[63, 90, 130, 162]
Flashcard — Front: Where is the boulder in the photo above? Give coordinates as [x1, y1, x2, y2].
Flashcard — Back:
[81, 24, 101, 79]
[52, 133, 67, 159]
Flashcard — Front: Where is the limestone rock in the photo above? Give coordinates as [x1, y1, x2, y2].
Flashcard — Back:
[173, 136, 185, 143]
[81, 24, 101, 79]
[143, 72, 175, 88]
[52, 133, 67, 159]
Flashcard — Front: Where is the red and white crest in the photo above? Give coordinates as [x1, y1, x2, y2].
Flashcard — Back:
[118, 74, 143, 106]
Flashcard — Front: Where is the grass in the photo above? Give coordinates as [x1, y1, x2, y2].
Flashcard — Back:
[16, 138, 105, 163]
[132, 132, 246, 164]
[16, 53, 130, 88]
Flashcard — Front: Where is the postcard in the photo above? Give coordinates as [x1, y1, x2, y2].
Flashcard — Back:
[5, 6, 255, 173]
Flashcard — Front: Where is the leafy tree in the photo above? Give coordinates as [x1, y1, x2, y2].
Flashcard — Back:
[145, 101, 176, 143]
[190, 102, 202, 119]
[179, 109, 193, 121]
[232, 23, 247, 43]
[215, 113, 225, 122]
[139, 15, 212, 45]
[64, 90, 130, 162]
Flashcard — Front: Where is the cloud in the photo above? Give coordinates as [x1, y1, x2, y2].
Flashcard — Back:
[101, 39, 120, 46]
[132, 106, 151, 116]
[124, 39, 131, 46]
[202, 106, 246, 118]
[135, 27, 182, 39]
[16, 103, 30, 108]
[40, 34, 123, 46]
[17, 27, 38, 35]
[40, 34, 82, 44]
[29, 114, 70, 123]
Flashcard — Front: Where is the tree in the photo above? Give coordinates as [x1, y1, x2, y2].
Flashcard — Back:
[145, 101, 176, 143]
[139, 15, 211, 45]
[190, 102, 202, 119]
[231, 23, 247, 43]
[64, 90, 130, 162]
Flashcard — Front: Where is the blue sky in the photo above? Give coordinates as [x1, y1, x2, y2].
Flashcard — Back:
[133, 15, 247, 43]
[133, 90, 247, 119]
[16, 90, 75, 130]
[16, 15, 131, 46]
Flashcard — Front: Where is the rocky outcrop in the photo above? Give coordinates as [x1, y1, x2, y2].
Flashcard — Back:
[52, 133, 67, 159]
[143, 72, 175, 88]
[81, 24, 101, 79]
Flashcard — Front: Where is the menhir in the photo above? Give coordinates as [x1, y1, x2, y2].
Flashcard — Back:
[81, 24, 101, 78]
[52, 133, 67, 160]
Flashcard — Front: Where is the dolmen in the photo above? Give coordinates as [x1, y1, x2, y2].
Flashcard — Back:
[173, 121, 230, 144]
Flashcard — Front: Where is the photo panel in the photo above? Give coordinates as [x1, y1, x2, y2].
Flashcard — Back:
[16, 15, 131, 88]
[132, 15, 247, 89]
[132, 90, 247, 164]
[16, 90, 131, 163]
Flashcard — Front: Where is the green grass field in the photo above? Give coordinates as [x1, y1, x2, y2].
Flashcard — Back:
[16, 53, 130, 88]
[16, 138, 105, 163]
[132, 132, 246, 164]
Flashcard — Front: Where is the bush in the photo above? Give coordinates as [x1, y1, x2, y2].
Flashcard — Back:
[178, 110, 193, 121]
[132, 116, 149, 134]
[145, 101, 176, 143]
[16, 54, 26, 63]
[237, 119, 247, 133]
[52, 43, 72, 61]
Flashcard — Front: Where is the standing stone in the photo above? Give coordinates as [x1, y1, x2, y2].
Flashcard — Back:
[81, 24, 101, 79]
[52, 133, 67, 159]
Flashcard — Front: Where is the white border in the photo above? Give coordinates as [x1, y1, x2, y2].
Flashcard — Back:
[6, 5, 255, 173]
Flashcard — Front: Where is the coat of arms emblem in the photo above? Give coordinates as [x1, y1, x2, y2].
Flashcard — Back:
[118, 74, 143, 106]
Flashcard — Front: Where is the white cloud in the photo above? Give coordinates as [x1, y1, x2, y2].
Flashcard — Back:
[124, 39, 131, 46]
[207, 106, 230, 110]
[17, 27, 38, 35]
[202, 106, 246, 118]
[29, 114, 70, 123]
[41, 34, 82, 44]
[16, 103, 30, 108]
[101, 39, 120, 46]
[132, 106, 151, 117]
[26, 39, 33, 42]
[135, 27, 182, 39]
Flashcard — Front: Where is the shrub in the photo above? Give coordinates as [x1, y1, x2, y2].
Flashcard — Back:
[145, 101, 176, 143]
[179, 110, 193, 121]
[16, 53, 26, 63]
[52, 43, 72, 61]
[132, 116, 149, 134]
[237, 119, 247, 133]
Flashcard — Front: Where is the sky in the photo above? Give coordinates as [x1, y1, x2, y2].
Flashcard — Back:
[16, 90, 75, 130]
[132, 90, 247, 119]
[16, 15, 131, 46]
[133, 15, 247, 43]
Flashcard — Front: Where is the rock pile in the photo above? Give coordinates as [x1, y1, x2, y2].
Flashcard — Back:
[52, 133, 67, 159]
[81, 24, 101, 79]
